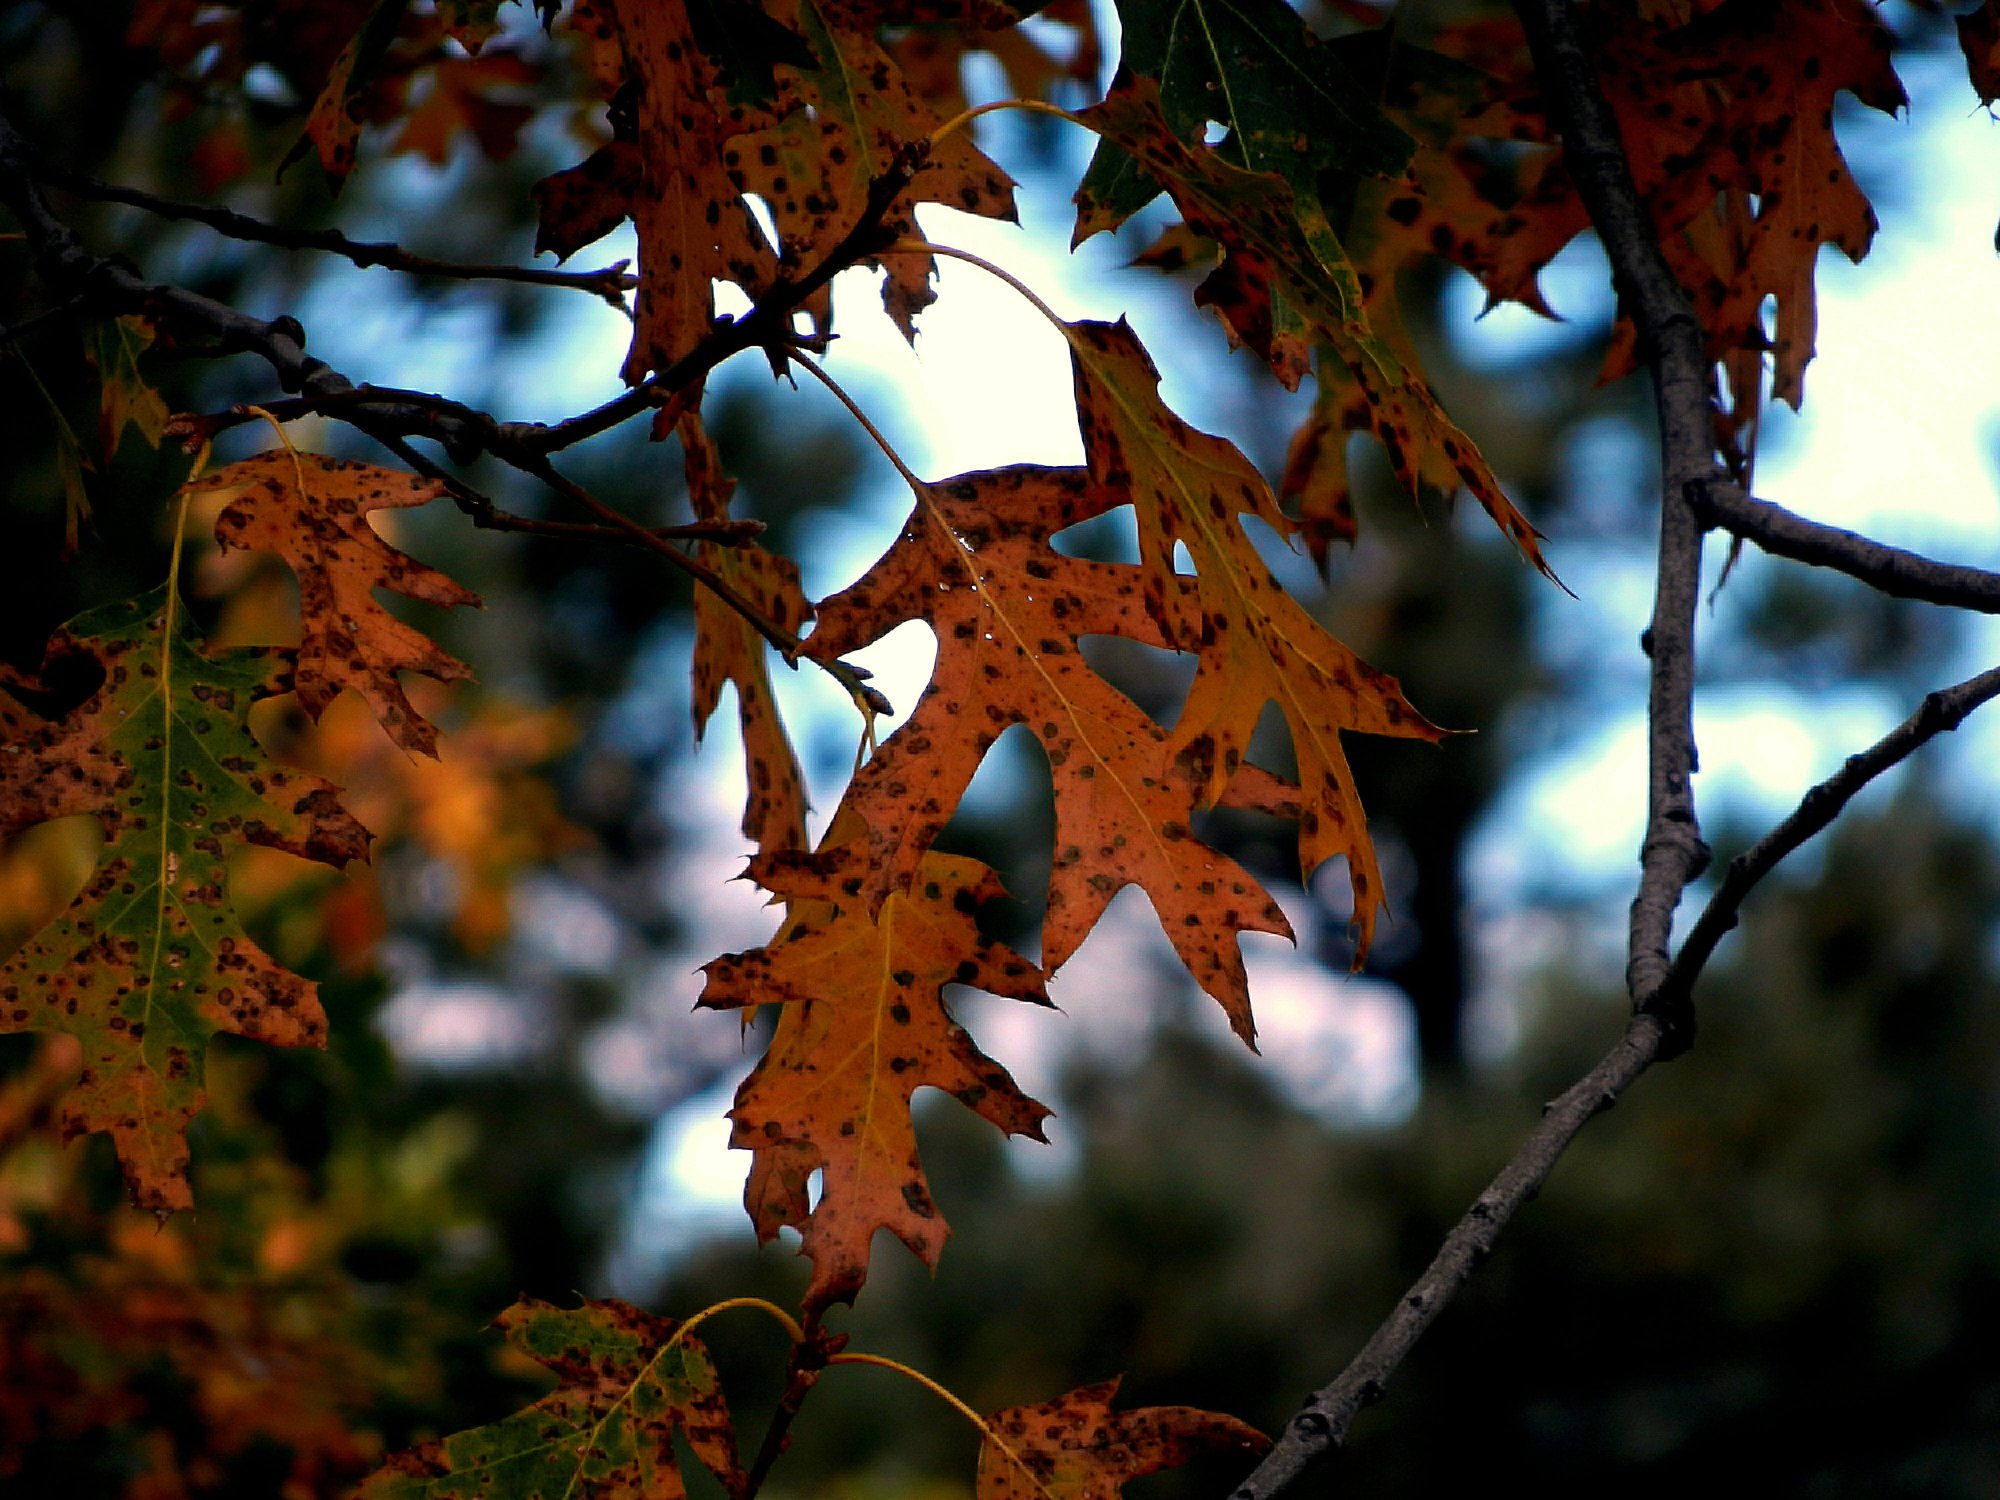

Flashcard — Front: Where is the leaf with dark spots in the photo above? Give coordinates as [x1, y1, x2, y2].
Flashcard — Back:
[0, 585, 369, 1213]
[357, 1297, 745, 1500]
[681, 414, 811, 856]
[1460, 0, 1902, 407]
[700, 843, 1049, 1315]
[535, 0, 782, 388]
[281, 0, 409, 188]
[686, 0, 815, 107]
[1077, 0, 1411, 240]
[803, 464, 1294, 1032]
[725, 0, 1016, 342]
[1065, 321, 1442, 955]
[199, 452, 480, 757]
[978, 1378, 1269, 1500]
[1080, 76, 1550, 578]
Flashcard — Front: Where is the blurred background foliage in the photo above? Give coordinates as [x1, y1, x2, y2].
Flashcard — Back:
[2, 1, 1998, 1496]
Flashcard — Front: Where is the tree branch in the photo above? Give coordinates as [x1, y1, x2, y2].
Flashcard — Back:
[1511, 0, 1716, 1044]
[0, 108, 926, 472]
[1656, 662, 2000, 1009]
[509, 140, 928, 456]
[32, 161, 638, 309]
[2, 104, 896, 724]
[1233, 2, 1731, 1493]
[1689, 479, 2000, 612]
[1226, 1012, 1674, 1498]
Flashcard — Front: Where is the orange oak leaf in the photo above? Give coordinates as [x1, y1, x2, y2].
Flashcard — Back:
[725, 0, 1018, 340]
[535, 0, 781, 387]
[1078, 75, 1549, 578]
[803, 464, 1293, 1037]
[1679, 0, 1903, 406]
[977, 1378, 1269, 1500]
[1065, 320, 1443, 956]
[1269, 35, 1548, 562]
[700, 846, 1050, 1314]
[283, 0, 411, 185]
[198, 452, 480, 757]
[358, 1298, 745, 1500]
[1465, 0, 1902, 407]
[0, 587, 370, 1213]
[682, 414, 811, 857]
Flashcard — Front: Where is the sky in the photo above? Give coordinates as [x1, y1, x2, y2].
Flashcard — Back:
[356, 9, 2000, 1290]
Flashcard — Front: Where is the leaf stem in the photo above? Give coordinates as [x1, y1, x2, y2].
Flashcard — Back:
[673, 1295, 806, 1347]
[929, 97, 1092, 147]
[785, 347, 927, 494]
[828, 1351, 1058, 1500]
[888, 237, 1072, 340]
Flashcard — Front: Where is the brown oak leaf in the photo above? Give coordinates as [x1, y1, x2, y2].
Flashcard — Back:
[701, 845, 1050, 1314]
[803, 464, 1294, 1037]
[978, 1378, 1269, 1500]
[682, 414, 811, 857]
[199, 452, 480, 757]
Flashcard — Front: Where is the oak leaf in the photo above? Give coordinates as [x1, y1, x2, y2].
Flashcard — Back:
[198, 452, 480, 757]
[391, 49, 541, 164]
[725, 0, 1018, 341]
[802, 464, 1294, 1036]
[1077, 0, 1412, 239]
[83, 315, 171, 462]
[701, 844, 1050, 1314]
[1079, 75, 1549, 577]
[535, 0, 781, 388]
[0, 586, 370, 1212]
[682, 414, 811, 857]
[1065, 320, 1442, 956]
[358, 1297, 745, 1500]
[978, 1378, 1269, 1500]
[283, 0, 410, 185]
[1464, 0, 1902, 407]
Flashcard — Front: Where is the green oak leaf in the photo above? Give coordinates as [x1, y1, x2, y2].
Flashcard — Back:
[1077, 0, 1413, 237]
[0, 584, 370, 1213]
[358, 1299, 746, 1500]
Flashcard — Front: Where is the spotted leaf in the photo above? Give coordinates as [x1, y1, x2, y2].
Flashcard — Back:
[357, 1297, 744, 1500]
[978, 1378, 1268, 1500]
[0, 586, 370, 1213]
[200, 452, 480, 757]
[701, 846, 1050, 1315]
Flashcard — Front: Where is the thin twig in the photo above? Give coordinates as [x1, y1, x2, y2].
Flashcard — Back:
[1234, 1, 1727, 1492]
[36, 161, 637, 308]
[1, 108, 934, 473]
[1689, 479, 2000, 612]
[335, 416, 756, 547]
[1658, 662, 2000, 1008]
[1226, 1012, 1674, 1497]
